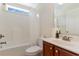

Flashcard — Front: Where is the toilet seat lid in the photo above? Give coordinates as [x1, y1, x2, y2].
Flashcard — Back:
[25, 46, 41, 53]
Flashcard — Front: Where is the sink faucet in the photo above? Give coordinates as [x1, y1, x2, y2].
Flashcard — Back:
[67, 37, 72, 40]
[62, 36, 72, 41]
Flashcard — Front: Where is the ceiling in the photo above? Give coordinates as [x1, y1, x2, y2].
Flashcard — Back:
[19, 3, 38, 8]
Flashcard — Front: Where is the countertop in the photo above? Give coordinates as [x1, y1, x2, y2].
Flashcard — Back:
[42, 36, 79, 54]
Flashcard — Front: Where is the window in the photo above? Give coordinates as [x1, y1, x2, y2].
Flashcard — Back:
[5, 4, 32, 16]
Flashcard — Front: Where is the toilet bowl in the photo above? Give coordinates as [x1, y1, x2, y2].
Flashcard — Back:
[25, 38, 43, 56]
[25, 46, 42, 56]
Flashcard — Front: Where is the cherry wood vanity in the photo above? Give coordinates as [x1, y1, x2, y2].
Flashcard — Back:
[43, 41, 79, 56]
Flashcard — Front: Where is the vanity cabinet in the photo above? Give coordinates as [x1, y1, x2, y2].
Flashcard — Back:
[43, 41, 54, 56]
[43, 41, 78, 56]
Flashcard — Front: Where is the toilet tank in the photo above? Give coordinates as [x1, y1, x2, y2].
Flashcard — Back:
[37, 38, 43, 48]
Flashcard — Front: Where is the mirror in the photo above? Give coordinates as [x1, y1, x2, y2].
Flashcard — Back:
[55, 3, 79, 36]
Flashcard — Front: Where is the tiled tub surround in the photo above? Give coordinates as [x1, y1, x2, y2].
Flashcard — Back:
[42, 35, 79, 54]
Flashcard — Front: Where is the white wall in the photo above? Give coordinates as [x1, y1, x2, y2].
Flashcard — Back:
[29, 11, 40, 44]
[37, 3, 54, 37]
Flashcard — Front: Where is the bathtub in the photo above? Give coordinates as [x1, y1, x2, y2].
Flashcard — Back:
[0, 43, 32, 56]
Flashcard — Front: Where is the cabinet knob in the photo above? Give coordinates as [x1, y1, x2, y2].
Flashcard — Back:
[50, 47, 52, 50]
[55, 50, 58, 53]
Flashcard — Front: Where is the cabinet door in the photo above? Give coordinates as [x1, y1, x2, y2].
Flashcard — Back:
[43, 41, 54, 56]
[54, 46, 77, 56]
[60, 48, 76, 56]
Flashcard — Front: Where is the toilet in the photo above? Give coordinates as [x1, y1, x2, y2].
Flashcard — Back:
[25, 38, 43, 56]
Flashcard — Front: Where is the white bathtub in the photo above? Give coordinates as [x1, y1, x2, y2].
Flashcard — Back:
[0, 43, 31, 56]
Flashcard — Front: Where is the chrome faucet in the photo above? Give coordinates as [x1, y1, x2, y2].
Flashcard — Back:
[0, 41, 7, 44]
[62, 36, 72, 41]
[67, 37, 72, 40]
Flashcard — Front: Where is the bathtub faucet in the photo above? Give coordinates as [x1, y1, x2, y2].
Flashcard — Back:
[0, 41, 7, 44]
[0, 34, 4, 39]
